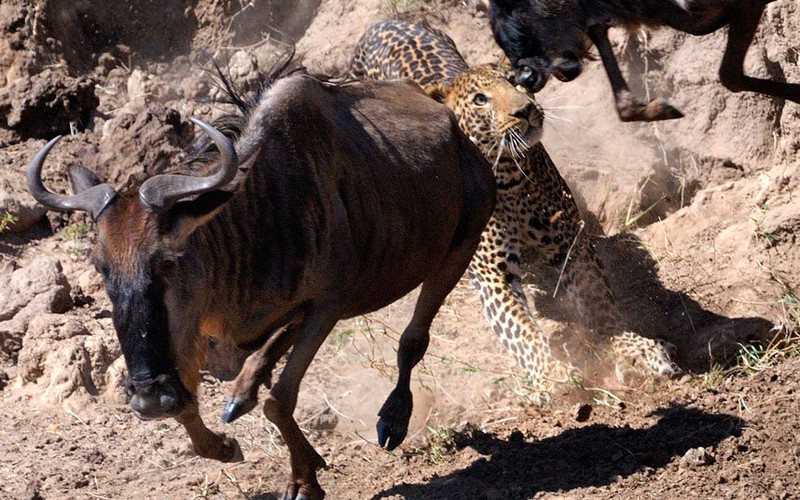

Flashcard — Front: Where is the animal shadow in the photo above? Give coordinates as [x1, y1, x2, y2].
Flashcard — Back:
[374, 405, 744, 499]
[526, 230, 776, 373]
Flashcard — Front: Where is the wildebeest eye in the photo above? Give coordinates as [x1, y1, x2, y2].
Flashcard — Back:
[154, 257, 177, 275]
[519, 66, 534, 81]
[473, 93, 488, 105]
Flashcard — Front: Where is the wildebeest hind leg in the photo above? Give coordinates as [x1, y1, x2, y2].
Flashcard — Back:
[377, 246, 477, 451]
[719, 4, 800, 104]
[588, 25, 684, 122]
[263, 308, 339, 500]
[222, 323, 300, 423]
[176, 400, 244, 462]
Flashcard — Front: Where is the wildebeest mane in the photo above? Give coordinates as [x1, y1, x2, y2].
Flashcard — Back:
[188, 48, 306, 170]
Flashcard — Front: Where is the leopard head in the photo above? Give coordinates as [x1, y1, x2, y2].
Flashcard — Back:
[426, 64, 544, 163]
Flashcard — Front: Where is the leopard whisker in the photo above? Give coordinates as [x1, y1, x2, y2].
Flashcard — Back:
[511, 154, 535, 184]
[492, 135, 506, 172]
[505, 127, 530, 161]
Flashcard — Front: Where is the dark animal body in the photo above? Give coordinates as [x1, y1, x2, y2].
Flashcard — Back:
[489, 0, 800, 121]
[27, 69, 495, 499]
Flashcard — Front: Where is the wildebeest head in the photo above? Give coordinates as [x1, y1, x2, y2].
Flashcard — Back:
[489, 0, 588, 92]
[27, 119, 237, 420]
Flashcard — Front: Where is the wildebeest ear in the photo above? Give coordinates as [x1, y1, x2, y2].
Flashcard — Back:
[68, 165, 103, 193]
[168, 190, 234, 240]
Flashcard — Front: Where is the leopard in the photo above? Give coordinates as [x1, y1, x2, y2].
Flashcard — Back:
[349, 19, 676, 394]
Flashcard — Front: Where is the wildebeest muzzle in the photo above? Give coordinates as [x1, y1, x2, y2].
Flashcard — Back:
[514, 55, 583, 92]
[126, 372, 191, 420]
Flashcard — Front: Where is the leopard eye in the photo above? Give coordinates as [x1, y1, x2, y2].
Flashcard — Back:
[473, 93, 488, 106]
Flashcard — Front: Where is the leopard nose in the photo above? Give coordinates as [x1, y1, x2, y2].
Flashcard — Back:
[512, 102, 533, 120]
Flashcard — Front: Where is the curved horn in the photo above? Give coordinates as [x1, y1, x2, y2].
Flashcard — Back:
[139, 118, 239, 213]
[27, 136, 118, 220]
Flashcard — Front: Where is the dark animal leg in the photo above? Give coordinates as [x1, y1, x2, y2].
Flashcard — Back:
[263, 308, 339, 500]
[587, 25, 684, 122]
[720, 4, 800, 103]
[377, 248, 475, 451]
[221, 323, 300, 423]
[176, 399, 244, 462]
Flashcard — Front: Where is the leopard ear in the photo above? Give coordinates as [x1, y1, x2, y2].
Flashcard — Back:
[422, 82, 450, 103]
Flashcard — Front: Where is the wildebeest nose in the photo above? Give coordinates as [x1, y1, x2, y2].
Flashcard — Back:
[516, 66, 547, 93]
[552, 57, 582, 82]
[128, 378, 181, 420]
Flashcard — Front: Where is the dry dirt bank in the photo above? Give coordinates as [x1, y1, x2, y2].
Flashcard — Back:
[1, 1, 799, 498]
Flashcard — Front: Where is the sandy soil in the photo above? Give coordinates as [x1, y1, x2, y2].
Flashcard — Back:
[1, 0, 799, 498]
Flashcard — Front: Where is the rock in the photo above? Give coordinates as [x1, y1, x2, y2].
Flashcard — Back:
[90, 102, 192, 189]
[76, 268, 104, 297]
[573, 403, 592, 422]
[0, 155, 47, 233]
[679, 446, 716, 469]
[0, 69, 98, 140]
[17, 313, 119, 403]
[0, 257, 72, 358]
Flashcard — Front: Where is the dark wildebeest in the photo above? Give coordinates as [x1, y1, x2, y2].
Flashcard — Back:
[27, 64, 496, 499]
[489, 0, 800, 121]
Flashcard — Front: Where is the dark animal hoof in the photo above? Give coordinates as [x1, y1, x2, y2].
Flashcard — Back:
[221, 397, 257, 423]
[283, 482, 325, 500]
[222, 436, 245, 462]
[616, 92, 685, 122]
[377, 417, 408, 451]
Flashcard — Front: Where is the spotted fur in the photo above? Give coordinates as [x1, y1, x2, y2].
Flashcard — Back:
[350, 19, 675, 393]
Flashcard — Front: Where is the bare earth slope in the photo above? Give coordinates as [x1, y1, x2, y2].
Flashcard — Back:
[0, 1, 799, 498]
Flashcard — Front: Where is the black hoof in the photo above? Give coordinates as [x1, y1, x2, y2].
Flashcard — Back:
[377, 418, 408, 451]
[224, 438, 245, 462]
[221, 397, 257, 423]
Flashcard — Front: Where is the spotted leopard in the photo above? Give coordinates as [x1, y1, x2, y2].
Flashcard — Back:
[349, 19, 675, 393]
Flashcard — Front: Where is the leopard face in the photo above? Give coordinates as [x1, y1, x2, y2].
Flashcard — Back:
[428, 65, 544, 163]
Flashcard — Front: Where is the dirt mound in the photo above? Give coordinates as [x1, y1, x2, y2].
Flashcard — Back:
[0, 69, 97, 142]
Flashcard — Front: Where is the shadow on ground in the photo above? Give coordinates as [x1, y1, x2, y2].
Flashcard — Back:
[526, 231, 776, 374]
[374, 405, 743, 499]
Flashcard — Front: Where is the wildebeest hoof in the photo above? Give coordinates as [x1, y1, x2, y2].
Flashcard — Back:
[221, 397, 257, 423]
[616, 92, 684, 122]
[376, 387, 413, 451]
[221, 436, 244, 462]
[377, 418, 409, 451]
[283, 481, 325, 500]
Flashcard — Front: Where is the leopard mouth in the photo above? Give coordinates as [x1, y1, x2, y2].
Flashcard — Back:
[523, 120, 543, 145]
[498, 123, 537, 161]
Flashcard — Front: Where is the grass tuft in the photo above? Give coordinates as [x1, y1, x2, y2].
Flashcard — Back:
[0, 212, 18, 233]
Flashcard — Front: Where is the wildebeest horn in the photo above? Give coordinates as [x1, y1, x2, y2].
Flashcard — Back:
[139, 118, 238, 213]
[27, 136, 119, 220]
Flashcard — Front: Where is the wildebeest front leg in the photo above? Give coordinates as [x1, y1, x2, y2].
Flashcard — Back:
[719, 4, 800, 103]
[262, 309, 339, 500]
[221, 323, 300, 423]
[587, 25, 684, 122]
[377, 249, 475, 451]
[176, 399, 244, 462]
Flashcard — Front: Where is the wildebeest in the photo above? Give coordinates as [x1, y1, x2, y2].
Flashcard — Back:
[27, 63, 496, 499]
[489, 0, 800, 121]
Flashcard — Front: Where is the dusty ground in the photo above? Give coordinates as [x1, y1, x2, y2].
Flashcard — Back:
[1, 0, 800, 498]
